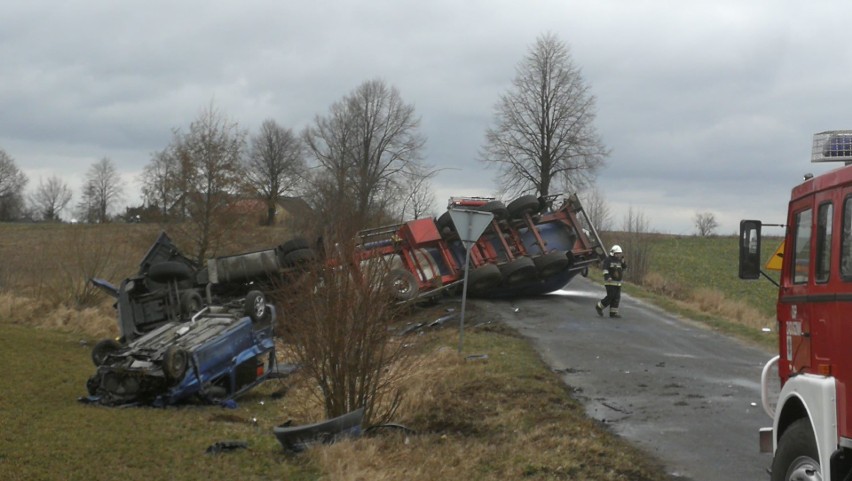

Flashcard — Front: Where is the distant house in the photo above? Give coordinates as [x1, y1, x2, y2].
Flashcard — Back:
[229, 196, 313, 226]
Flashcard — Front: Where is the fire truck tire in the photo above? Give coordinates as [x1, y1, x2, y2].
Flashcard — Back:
[534, 251, 571, 278]
[467, 264, 503, 294]
[770, 418, 819, 481]
[479, 200, 509, 220]
[507, 195, 541, 218]
[91, 338, 122, 366]
[436, 211, 455, 234]
[499, 256, 538, 285]
[163, 346, 189, 383]
[386, 269, 419, 301]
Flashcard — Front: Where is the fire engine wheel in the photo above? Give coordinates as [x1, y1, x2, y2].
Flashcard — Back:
[244, 290, 269, 323]
[479, 200, 509, 220]
[163, 346, 189, 383]
[386, 269, 419, 301]
[507, 195, 541, 218]
[534, 251, 571, 278]
[91, 338, 122, 367]
[436, 211, 455, 234]
[467, 264, 503, 294]
[499, 257, 538, 286]
[770, 418, 820, 481]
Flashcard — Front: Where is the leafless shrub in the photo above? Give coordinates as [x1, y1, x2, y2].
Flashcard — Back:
[276, 233, 414, 425]
[620, 207, 652, 284]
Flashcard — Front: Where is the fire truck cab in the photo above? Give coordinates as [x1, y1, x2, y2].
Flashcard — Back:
[740, 131, 852, 481]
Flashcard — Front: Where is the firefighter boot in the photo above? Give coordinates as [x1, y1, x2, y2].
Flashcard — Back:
[595, 302, 603, 317]
[609, 309, 621, 319]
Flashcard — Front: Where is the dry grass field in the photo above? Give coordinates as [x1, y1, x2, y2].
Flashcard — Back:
[0, 223, 673, 481]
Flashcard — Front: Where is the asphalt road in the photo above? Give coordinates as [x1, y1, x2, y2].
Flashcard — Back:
[473, 276, 776, 481]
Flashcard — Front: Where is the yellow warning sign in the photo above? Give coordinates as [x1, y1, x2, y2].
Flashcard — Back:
[765, 240, 784, 271]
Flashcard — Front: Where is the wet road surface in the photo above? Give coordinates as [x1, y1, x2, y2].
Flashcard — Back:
[474, 276, 775, 481]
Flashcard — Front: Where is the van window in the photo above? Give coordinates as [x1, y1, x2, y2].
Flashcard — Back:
[842, 197, 852, 278]
[815, 202, 833, 283]
[793, 209, 812, 284]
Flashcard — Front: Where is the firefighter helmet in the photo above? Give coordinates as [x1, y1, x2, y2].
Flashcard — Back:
[610, 245, 622, 255]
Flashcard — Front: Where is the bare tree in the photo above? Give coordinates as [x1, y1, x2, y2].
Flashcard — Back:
[581, 187, 612, 232]
[77, 157, 124, 223]
[30, 175, 72, 221]
[482, 32, 608, 198]
[694, 211, 718, 237]
[620, 206, 652, 284]
[140, 147, 181, 220]
[245, 119, 307, 225]
[399, 164, 438, 220]
[303, 79, 427, 231]
[165, 103, 247, 261]
[0, 149, 28, 221]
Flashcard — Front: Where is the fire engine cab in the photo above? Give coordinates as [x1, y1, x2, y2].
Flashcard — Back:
[739, 130, 852, 481]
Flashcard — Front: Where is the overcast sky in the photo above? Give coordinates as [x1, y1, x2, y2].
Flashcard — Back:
[4, 0, 851, 234]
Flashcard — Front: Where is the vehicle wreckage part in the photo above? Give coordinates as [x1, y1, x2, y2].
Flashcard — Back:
[277, 237, 310, 257]
[273, 407, 365, 453]
[436, 211, 455, 234]
[386, 269, 419, 301]
[499, 256, 538, 286]
[148, 261, 194, 283]
[478, 200, 509, 220]
[467, 263, 503, 294]
[208, 249, 280, 284]
[91, 338, 122, 366]
[180, 290, 204, 315]
[244, 290, 268, 323]
[533, 251, 572, 278]
[281, 248, 316, 267]
[163, 345, 189, 383]
[507, 195, 542, 218]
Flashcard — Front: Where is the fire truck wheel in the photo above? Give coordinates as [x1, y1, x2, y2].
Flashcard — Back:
[386, 269, 419, 301]
[507, 195, 542, 218]
[436, 211, 455, 234]
[467, 264, 503, 293]
[499, 257, 538, 285]
[91, 338, 122, 366]
[163, 346, 189, 383]
[534, 251, 571, 278]
[770, 418, 819, 481]
[479, 200, 509, 220]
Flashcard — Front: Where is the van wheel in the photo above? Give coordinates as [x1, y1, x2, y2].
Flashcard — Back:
[770, 418, 819, 481]
[244, 290, 269, 323]
[92, 339, 122, 366]
[163, 346, 189, 383]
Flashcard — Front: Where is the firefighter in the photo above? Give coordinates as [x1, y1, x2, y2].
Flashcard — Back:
[596, 245, 627, 318]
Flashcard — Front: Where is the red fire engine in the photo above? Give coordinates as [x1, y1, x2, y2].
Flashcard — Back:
[355, 193, 606, 302]
[739, 130, 852, 481]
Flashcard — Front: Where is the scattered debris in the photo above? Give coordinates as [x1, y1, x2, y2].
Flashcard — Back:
[205, 440, 248, 455]
[273, 407, 365, 453]
[465, 354, 489, 362]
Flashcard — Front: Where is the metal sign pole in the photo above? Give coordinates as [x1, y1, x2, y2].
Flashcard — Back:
[448, 208, 493, 354]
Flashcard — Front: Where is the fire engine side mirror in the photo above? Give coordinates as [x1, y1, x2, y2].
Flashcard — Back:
[739, 220, 762, 280]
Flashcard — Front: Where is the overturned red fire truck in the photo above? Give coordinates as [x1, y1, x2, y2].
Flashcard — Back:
[355, 193, 607, 301]
[739, 130, 852, 481]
